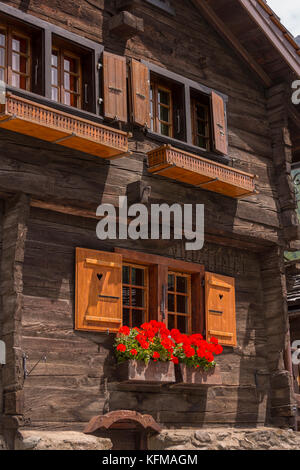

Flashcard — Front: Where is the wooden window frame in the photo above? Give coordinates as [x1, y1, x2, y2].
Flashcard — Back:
[167, 271, 192, 334]
[150, 80, 173, 138]
[0, 23, 31, 91]
[142, 60, 229, 165]
[0, 3, 103, 117]
[191, 98, 210, 151]
[122, 262, 149, 328]
[51, 45, 82, 109]
[115, 248, 205, 335]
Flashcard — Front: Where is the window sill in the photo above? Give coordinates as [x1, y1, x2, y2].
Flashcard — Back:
[145, 129, 230, 166]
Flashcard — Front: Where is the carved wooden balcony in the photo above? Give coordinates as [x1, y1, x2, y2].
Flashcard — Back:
[147, 145, 256, 198]
[0, 93, 129, 159]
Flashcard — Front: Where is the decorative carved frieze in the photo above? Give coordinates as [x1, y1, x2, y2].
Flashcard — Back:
[147, 145, 256, 198]
[0, 93, 130, 159]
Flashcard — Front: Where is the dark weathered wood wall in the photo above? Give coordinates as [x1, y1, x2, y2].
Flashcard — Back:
[0, 0, 296, 431]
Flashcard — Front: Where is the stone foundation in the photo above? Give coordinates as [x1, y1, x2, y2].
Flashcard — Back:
[149, 428, 300, 450]
[15, 431, 112, 451]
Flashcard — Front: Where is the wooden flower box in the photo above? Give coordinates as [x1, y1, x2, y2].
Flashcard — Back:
[117, 360, 176, 384]
[175, 364, 222, 386]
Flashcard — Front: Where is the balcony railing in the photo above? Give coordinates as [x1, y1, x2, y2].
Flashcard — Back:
[147, 145, 256, 198]
[0, 93, 130, 159]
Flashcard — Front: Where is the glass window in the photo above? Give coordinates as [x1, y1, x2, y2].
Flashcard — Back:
[0, 25, 31, 91]
[191, 98, 210, 150]
[167, 272, 191, 334]
[122, 264, 149, 328]
[51, 46, 81, 109]
[150, 80, 173, 137]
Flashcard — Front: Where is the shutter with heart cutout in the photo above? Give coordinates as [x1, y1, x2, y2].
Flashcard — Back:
[75, 247, 123, 333]
[205, 272, 236, 347]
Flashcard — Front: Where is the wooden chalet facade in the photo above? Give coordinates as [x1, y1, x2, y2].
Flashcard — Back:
[0, 0, 299, 450]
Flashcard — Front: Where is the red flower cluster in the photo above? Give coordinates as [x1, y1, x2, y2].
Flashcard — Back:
[116, 321, 223, 368]
[169, 329, 223, 363]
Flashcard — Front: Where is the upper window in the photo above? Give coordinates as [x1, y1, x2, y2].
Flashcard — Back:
[122, 263, 149, 328]
[51, 46, 82, 109]
[0, 25, 31, 90]
[150, 81, 173, 137]
[191, 98, 210, 150]
[149, 74, 185, 141]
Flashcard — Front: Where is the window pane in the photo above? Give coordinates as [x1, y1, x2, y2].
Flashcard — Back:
[132, 309, 144, 328]
[122, 266, 130, 285]
[64, 57, 77, 74]
[160, 123, 170, 136]
[177, 316, 187, 334]
[168, 274, 174, 291]
[123, 308, 130, 326]
[176, 276, 187, 294]
[168, 293, 175, 313]
[51, 87, 58, 101]
[168, 314, 175, 330]
[64, 72, 70, 90]
[64, 91, 70, 105]
[11, 72, 19, 88]
[159, 105, 170, 123]
[0, 48, 4, 67]
[122, 286, 130, 306]
[131, 268, 144, 287]
[197, 136, 206, 149]
[158, 89, 170, 106]
[51, 67, 58, 86]
[131, 288, 144, 308]
[51, 53, 58, 67]
[12, 53, 20, 71]
[0, 68, 4, 82]
[0, 32, 5, 47]
[177, 295, 187, 314]
[12, 36, 27, 54]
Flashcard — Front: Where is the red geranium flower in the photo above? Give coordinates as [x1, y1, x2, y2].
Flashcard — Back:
[119, 326, 130, 336]
[205, 351, 214, 362]
[183, 346, 195, 358]
[214, 344, 223, 355]
[171, 356, 179, 364]
[210, 336, 219, 345]
[117, 344, 126, 352]
[153, 352, 160, 360]
[130, 349, 138, 356]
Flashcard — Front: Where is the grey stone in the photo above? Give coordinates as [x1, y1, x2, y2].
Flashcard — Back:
[148, 427, 300, 451]
[194, 431, 212, 443]
[15, 431, 112, 451]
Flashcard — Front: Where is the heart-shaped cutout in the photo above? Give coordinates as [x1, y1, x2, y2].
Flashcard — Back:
[97, 273, 103, 282]
[219, 294, 223, 300]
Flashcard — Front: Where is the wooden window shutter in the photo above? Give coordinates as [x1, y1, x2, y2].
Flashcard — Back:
[131, 59, 151, 128]
[103, 51, 127, 122]
[75, 248, 123, 333]
[205, 272, 236, 347]
[211, 91, 228, 155]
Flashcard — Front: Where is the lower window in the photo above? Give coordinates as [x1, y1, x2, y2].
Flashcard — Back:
[167, 271, 191, 334]
[122, 263, 149, 328]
